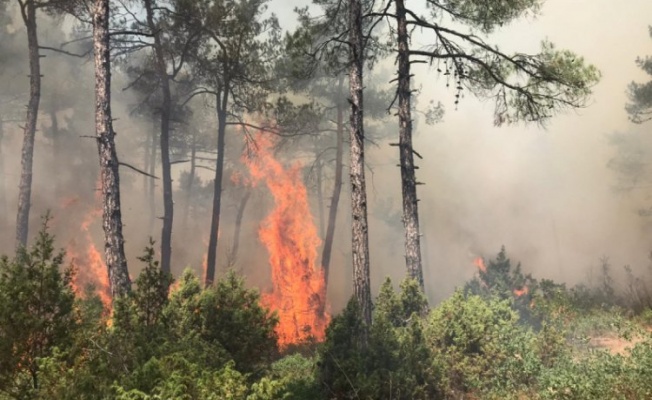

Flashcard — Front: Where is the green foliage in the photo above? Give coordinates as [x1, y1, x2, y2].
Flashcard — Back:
[426, 291, 541, 397]
[0, 217, 77, 397]
[199, 271, 279, 374]
[626, 26, 652, 124]
[465, 247, 538, 326]
[428, 0, 542, 33]
[318, 279, 437, 399]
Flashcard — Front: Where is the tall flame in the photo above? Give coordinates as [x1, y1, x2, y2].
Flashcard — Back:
[64, 180, 112, 309]
[244, 132, 330, 346]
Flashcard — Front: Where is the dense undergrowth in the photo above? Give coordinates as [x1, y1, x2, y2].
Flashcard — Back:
[1, 222, 652, 399]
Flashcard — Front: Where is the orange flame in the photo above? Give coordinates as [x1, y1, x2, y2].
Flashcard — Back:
[66, 179, 111, 309]
[473, 257, 487, 273]
[244, 132, 330, 346]
[513, 286, 529, 297]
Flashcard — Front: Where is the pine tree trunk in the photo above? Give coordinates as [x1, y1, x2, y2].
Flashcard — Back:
[144, 0, 173, 274]
[315, 157, 325, 236]
[348, 0, 372, 328]
[229, 189, 250, 265]
[0, 119, 5, 218]
[321, 76, 345, 292]
[93, 0, 131, 297]
[205, 90, 228, 287]
[396, 0, 424, 290]
[15, 0, 40, 248]
[50, 108, 63, 198]
[147, 122, 157, 236]
[182, 131, 196, 230]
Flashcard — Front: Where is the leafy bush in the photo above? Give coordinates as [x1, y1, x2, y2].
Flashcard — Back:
[0, 218, 77, 397]
[425, 291, 543, 398]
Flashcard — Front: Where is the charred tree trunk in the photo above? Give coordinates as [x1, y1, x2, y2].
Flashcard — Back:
[321, 77, 345, 292]
[93, 0, 131, 297]
[396, 0, 424, 290]
[144, 0, 173, 274]
[15, 0, 40, 248]
[229, 189, 250, 265]
[205, 89, 228, 287]
[348, 0, 372, 328]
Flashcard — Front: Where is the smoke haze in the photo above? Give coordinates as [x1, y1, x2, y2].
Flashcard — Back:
[1, 0, 652, 311]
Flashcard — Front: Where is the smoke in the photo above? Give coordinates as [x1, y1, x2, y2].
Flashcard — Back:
[2, 0, 652, 314]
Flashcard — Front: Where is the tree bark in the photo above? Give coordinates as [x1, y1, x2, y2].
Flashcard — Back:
[315, 157, 325, 237]
[144, 0, 173, 274]
[321, 76, 345, 293]
[49, 108, 63, 197]
[228, 189, 250, 265]
[396, 0, 424, 290]
[147, 121, 157, 236]
[15, 0, 40, 248]
[205, 89, 228, 287]
[0, 119, 5, 218]
[182, 130, 197, 230]
[93, 0, 131, 297]
[348, 0, 372, 328]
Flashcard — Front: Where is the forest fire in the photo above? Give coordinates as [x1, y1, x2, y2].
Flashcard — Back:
[473, 257, 487, 273]
[63, 191, 111, 309]
[513, 286, 529, 297]
[244, 132, 330, 346]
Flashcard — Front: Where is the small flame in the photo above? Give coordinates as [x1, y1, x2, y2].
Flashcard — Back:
[244, 130, 330, 346]
[473, 257, 487, 273]
[513, 286, 529, 297]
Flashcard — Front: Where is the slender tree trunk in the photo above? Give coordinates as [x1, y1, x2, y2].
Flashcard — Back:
[205, 89, 228, 286]
[0, 119, 5, 218]
[396, 0, 424, 290]
[229, 189, 250, 265]
[315, 157, 325, 237]
[50, 108, 62, 197]
[143, 123, 151, 196]
[182, 130, 197, 230]
[93, 0, 131, 297]
[348, 0, 372, 328]
[147, 122, 157, 235]
[321, 76, 345, 292]
[144, 0, 173, 273]
[15, 0, 40, 248]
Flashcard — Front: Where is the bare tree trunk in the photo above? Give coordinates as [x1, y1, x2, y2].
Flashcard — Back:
[321, 76, 345, 292]
[396, 0, 424, 290]
[143, 122, 151, 197]
[229, 189, 250, 265]
[0, 119, 5, 218]
[144, 0, 173, 274]
[15, 0, 40, 248]
[49, 108, 63, 198]
[348, 0, 372, 328]
[182, 130, 197, 230]
[205, 90, 228, 286]
[93, 0, 131, 297]
[315, 157, 325, 237]
[147, 122, 157, 236]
